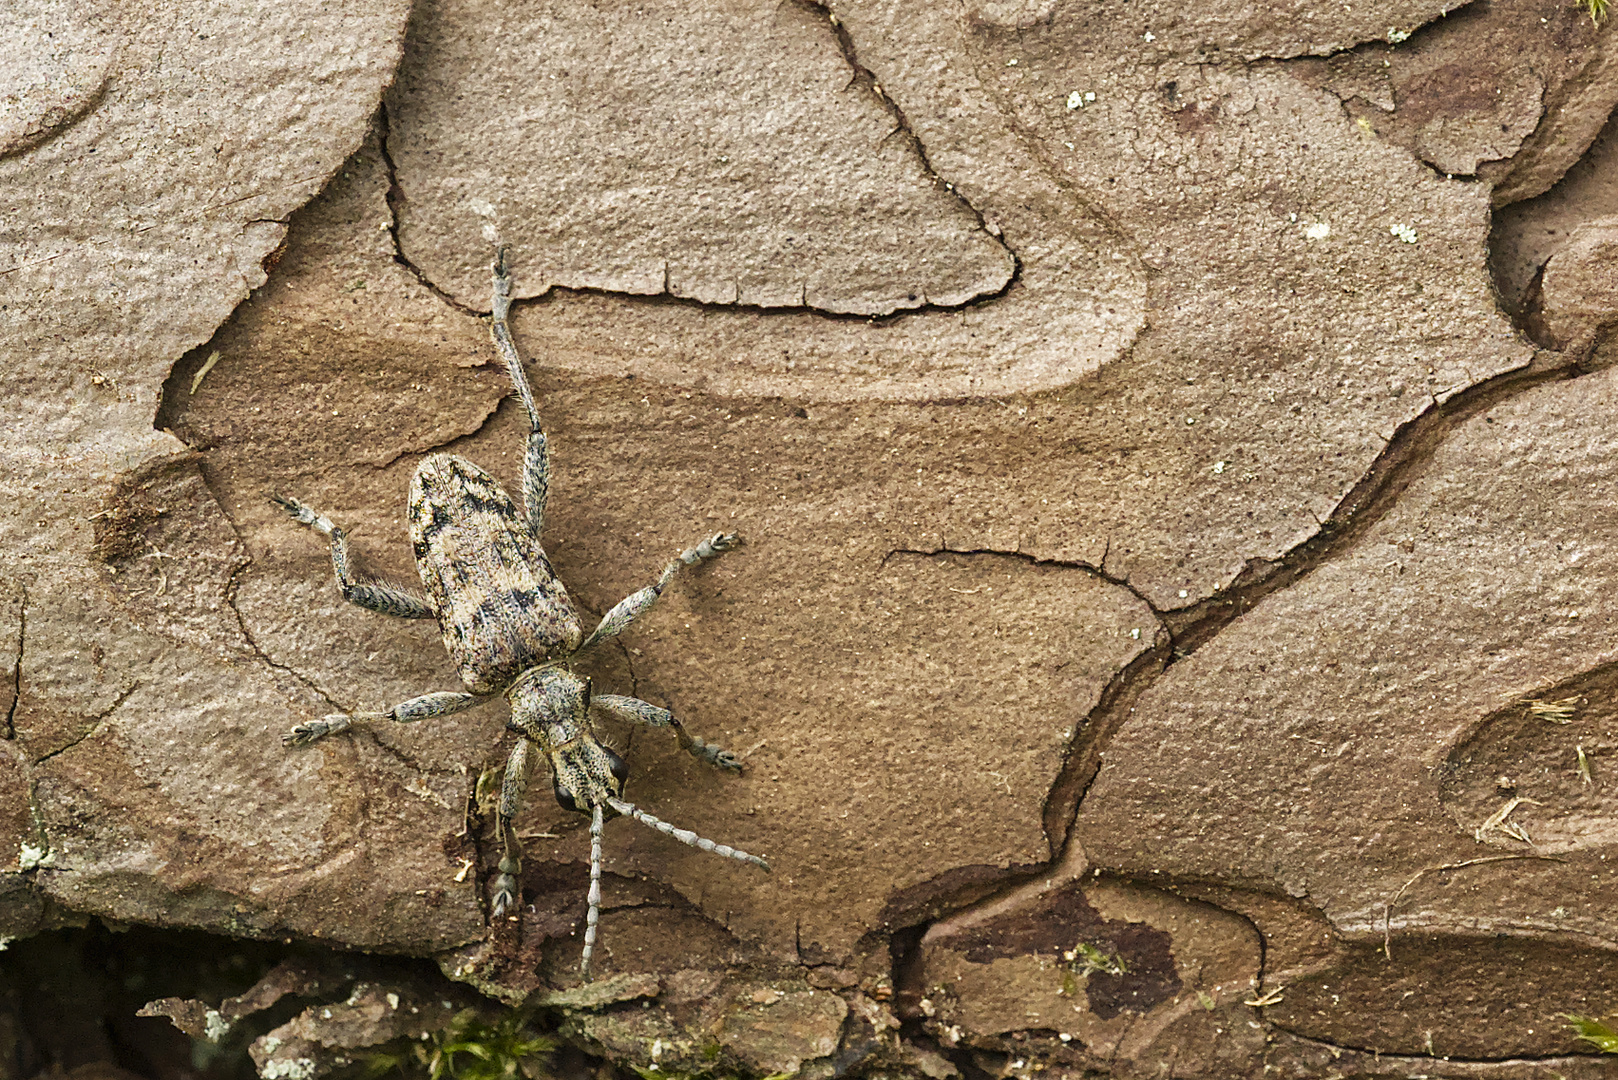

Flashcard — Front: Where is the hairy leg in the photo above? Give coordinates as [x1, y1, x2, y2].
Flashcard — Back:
[591, 694, 741, 771]
[491, 738, 532, 918]
[489, 249, 549, 537]
[283, 690, 483, 747]
[272, 494, 435, 619]
[578, 533, 740, 652]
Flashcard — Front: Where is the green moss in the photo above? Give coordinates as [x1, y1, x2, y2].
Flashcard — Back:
[1567, 1014, 1618, 1053]
[1063, 941, 1127, 977]
[363, 1009, 556, 1080]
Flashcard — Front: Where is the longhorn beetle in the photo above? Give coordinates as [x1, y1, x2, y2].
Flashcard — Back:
[273, 248, 768, 976]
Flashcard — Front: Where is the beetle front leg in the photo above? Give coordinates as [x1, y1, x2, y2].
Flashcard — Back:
[491, 738, 531, 919]
[590, 694, 742, 772]
[284, 691, 484, 747]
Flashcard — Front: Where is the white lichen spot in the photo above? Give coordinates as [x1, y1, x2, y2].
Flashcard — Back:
[203, 1010, 231, 1043]
[261, 1059, 318, 1080]
[1066, 91, 1083, 109]
[1390, 223, 1419, 243]
[1142, 30, 1156, 41]
[1006, 58, 1018, 66]
[259, 1037, 283, 1055]
[1387, 26, 1411, 41]
[1212, 460, 1228, 474]
[650, 1038, 664, 1062]
[1304, 222, 1331, 240]
[1130, 628, 1141, 640]
[468, 198, 496, 218]
[386, 993, 400, 1010]
[17, 844, 48, 870]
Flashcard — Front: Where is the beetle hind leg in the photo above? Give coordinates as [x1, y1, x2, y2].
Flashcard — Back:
[488, 249, 549, 538]
[283, 690, 483, 747]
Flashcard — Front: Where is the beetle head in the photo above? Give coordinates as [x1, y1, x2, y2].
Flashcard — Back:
[507, 666, 627, 812]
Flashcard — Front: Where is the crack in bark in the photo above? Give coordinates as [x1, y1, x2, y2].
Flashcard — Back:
[1156, 349, 1579, 655]
[379, 28, 1019, 323]
[377, 104, 482, 318]
[4, 583, 24, 740]
[191, 460, 349, 715]
[33, 681, 141, 767]
[876, 545, 1173, 856]
[881, 542, 1166, 621]
[808, 0, 1024, 310]
[881, 343, 1601, 1061]
[1238, 0, 1482, 64]
[1273, 1026, 1601, 1066]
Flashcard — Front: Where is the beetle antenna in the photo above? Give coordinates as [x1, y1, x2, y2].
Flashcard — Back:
[581, 802, 604, 977]
[606, 796, 770, 871]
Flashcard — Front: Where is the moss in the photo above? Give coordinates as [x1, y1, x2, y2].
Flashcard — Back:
[1567, 1014, 1618, 1053]
[363, 1009, 556, 1080]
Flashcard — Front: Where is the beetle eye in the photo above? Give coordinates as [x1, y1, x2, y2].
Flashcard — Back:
[605, 746, 629, 787]
[551, 775, 582, 813]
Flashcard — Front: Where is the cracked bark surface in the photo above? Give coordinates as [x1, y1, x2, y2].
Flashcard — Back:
[5, 0, 1618, 1077]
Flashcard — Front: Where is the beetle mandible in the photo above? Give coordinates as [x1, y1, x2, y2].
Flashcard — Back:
[273, 248, 768, 976]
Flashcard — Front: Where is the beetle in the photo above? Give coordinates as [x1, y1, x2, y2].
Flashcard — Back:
[273, 248, 767, 976]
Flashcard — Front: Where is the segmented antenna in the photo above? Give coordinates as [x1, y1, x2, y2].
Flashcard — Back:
[581, 803, 604, 975]
[606, 797, 770, 871]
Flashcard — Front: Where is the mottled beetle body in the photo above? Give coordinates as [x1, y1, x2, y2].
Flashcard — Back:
[273, 250, 767, 977]
[411, 454, 581, 693]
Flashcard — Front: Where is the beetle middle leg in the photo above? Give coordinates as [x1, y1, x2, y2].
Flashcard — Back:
[591, 694, 742, 771]
[284, 690, 485, 747]
[577, 533, 742, 652]
[271, 494, 436, 619]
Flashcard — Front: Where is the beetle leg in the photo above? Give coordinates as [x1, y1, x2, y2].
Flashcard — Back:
[488, 248, 548, 538]
[271, 494, 436, 619]
[577, 532, 741, 652]
[283, 690, 484, 747]
[491, 738, 531, 919]
[590, 694, 742, 772]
